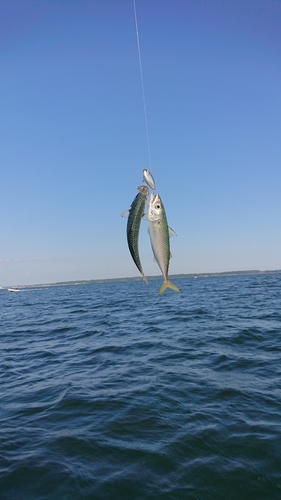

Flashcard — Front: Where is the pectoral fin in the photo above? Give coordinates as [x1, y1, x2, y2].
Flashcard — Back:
[168, 227, 177, 237]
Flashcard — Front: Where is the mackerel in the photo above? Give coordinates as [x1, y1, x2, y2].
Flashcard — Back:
[126, 185, 149, 284]
[148, 193, 180, 294]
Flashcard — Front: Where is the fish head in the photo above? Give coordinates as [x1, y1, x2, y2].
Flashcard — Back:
[137, 185, 149, 197]
[148, 193, 163, 221]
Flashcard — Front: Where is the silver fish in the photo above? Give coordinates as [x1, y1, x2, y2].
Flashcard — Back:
[125, 185, 149, 284]
[148, 193, 180, 294]
[143, 169, 156, 190]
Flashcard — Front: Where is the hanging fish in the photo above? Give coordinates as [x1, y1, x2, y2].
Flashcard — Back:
[122, 185, 149, 284]
[148, 193, 180, 295]
[143, 169, 156, 190]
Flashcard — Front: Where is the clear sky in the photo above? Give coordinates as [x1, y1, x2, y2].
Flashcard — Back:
[1, 0, 281, 286]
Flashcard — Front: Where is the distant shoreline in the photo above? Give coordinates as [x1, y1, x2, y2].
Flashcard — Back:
[3, 269, 281, 289]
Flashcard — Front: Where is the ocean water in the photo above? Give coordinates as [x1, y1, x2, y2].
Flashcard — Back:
[1, 273, 281, 500]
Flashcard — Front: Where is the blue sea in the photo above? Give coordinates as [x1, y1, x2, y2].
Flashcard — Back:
[1, 273, 281, 500]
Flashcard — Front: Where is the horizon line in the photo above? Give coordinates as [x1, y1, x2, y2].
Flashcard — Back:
[2, 269, 281, 289]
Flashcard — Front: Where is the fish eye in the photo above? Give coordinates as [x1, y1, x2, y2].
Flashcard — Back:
[156, 204, 160, 209]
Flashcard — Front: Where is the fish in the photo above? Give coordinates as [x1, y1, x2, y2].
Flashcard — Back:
[148, 193, 180, 295]
[124, 185, 149, 284]
[143, 169, 156, 190]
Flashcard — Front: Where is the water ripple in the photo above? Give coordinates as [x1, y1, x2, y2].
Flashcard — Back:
[1, 274, 281, 499]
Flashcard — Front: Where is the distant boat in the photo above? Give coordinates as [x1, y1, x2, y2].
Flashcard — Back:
[8, 288, 21, 292]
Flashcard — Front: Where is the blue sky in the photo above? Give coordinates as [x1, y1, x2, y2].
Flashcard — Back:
[1, 0, 281, 286]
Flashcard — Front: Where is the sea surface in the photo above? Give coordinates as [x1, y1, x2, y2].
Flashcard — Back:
[1, 273, 281, 500]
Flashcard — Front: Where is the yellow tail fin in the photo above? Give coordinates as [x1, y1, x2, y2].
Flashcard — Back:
[158, 280, 180, 295]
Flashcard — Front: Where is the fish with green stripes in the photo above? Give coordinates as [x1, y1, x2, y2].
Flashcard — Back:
[148, 193, 180, 295]
[123, 185, 149, 284]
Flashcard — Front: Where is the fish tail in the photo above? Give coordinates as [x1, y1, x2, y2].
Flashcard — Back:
[158, 280, 180, 295]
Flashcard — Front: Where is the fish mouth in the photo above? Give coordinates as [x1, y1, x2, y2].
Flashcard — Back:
[152, 193, 161, 207]
[137, 185, 149, 195]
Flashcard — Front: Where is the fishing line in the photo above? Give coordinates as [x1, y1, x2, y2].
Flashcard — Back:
[133, 0, 152, 172]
